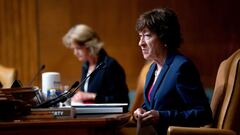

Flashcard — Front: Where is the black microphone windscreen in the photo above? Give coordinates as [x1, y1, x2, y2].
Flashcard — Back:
[41, 64, 46, 70]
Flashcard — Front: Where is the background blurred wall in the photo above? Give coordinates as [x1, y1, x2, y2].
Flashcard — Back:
[0, 0, 39, 85]
[0, 0, 239, 90]
[38, 0, 141, 88]
[138, 0, 240, 88]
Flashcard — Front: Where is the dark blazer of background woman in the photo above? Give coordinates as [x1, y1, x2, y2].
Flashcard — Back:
[80, 49, 129, 105]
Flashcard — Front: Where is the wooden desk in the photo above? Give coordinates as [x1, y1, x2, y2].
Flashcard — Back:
[0, 113, 131, 135]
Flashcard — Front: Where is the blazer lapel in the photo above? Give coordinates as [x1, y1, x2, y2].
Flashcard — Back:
[149, 64, 169, 108]
[149, 51, 177, 108]
[143, 64, 156, 108]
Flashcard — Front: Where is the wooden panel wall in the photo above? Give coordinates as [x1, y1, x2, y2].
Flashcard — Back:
[0, 0, 239, 89]
[137, 0, 240, 88]
[38, 0, 142, 88]
[0, 0, 38, 86]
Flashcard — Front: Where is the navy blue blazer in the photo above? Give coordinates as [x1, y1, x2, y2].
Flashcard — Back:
[142, 51, 212, 134]
[80, 49, 129, 104]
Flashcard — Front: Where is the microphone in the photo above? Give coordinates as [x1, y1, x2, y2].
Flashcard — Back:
[66, 62, 106, 98]
[35, 62, 105, 108]
[35, 81, 80, 108]
[28, 64, 46, 86]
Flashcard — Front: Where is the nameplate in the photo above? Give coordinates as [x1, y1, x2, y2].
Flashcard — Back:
[31, 107, 75, 118]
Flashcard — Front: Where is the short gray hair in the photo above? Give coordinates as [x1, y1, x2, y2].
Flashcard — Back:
[62, 24, 103, 56]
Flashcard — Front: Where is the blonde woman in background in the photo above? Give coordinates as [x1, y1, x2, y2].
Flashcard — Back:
[63, 24, 129, 105]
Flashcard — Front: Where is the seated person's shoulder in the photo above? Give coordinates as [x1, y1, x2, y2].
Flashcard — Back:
[173, 54, 195, 66]
[104, 56, 123, 69]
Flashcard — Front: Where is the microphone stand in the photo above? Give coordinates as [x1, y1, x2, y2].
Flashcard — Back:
[28, 65, 45, 86]
[35, 62, 105, 108]
[68, 62, 106, 98]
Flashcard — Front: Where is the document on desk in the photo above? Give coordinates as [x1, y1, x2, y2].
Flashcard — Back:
[71, 102, 128, 114]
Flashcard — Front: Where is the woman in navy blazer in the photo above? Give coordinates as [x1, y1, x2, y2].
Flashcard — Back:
[133, 8, 212, 135]
[62, 24, 129, 104]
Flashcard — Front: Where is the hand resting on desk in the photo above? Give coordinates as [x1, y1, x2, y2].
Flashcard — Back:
[133, 108, 160, 126]
[71, 91, 96, 102]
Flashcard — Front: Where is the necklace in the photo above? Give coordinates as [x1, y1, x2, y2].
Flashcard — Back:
[154, 68, 161, 81]
[155, 69, 159, 76]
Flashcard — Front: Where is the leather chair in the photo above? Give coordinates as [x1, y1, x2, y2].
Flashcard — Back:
[130, 62, 151, 112]
[120, 62, 151, 135]
[0, 65, 16, 88]
[167, 49, 240, 135]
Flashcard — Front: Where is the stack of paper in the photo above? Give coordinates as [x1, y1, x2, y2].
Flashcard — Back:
[71, 102, 128, 114]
